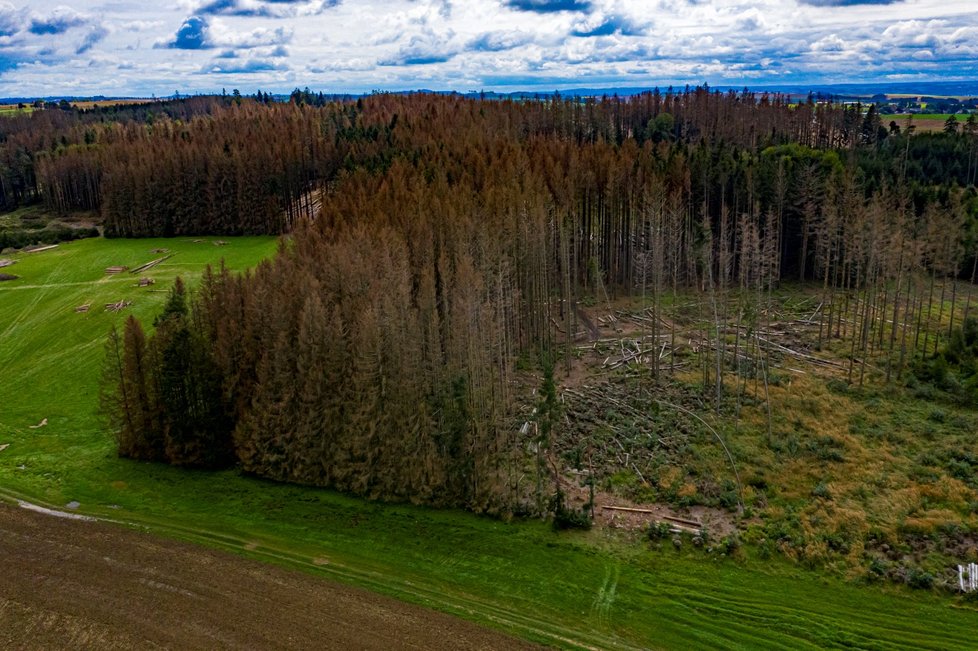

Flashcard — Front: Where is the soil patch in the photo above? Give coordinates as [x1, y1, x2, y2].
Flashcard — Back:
[0, 502, 537, 651]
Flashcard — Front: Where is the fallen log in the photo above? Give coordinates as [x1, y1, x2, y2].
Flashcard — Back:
[599, 506, 702, 532]
[130, 254, 173, 274]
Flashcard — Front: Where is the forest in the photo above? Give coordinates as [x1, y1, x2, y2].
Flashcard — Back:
[71, 89, 978, 520]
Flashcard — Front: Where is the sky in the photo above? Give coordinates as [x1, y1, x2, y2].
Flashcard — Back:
[0, 0, 976, 97]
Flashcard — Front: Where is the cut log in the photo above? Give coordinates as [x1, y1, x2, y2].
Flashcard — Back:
[661, 514, 703, 528]
[130, 254, 173, 274]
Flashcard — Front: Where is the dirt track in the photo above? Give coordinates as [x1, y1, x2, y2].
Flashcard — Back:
[0, 503, 539, 650]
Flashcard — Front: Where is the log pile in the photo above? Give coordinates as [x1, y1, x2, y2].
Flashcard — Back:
[105, 300, 132, 312]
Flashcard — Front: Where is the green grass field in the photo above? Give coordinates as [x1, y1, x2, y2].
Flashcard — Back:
[0, 105, 32, 117]
[1, 237, 977, 649]
[905, 113, 968, 121]
[889, 113, 972, 132]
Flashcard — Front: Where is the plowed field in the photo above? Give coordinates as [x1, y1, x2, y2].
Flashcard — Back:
[0, 503, 537, 650]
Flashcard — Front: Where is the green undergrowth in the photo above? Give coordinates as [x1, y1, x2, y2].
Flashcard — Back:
[574, 285, 978, 586]
[1, 238, 977, 649]
[0, 204, 100, 251]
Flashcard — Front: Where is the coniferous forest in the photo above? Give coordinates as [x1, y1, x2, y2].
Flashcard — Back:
[58, 89, 978, 516]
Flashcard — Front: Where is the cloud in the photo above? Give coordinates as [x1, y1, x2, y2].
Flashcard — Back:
[119, 20, 163, 32]
[0, 2, 21, 38]
[216, 24, 292, 48]
[28, 6, 87, 35]
[881, 20, 945, 48]
[468, 31, 533, 52]
[734, 9, 767, 33]
[76, 25, 109, 55]
[379, 50, 456, 66]
[196, 0, 338, 18]
[379, 29, 459, 66]
[797, 0, 902, 5]
[203, 57, 288, 73]
[571, 15, 647, 37]
[160, 16, 291, 50]
[505, 0, 592, 13]
[166, 16, 208, 49]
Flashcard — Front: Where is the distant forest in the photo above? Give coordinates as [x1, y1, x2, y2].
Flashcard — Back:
[67, 89, 978, 513]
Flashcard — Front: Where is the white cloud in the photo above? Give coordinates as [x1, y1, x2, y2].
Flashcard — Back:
[0, 0, 976, 96]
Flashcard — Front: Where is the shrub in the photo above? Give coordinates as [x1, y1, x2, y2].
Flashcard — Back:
[548, 490, 592, 531]
[811, 482, 832, 500]
[826, 378, 849, 395]
[906, 568, 935, 590]
[648, 521, 672, 541]
[719, 534, 740, 555]
[868, 557, 888, 579]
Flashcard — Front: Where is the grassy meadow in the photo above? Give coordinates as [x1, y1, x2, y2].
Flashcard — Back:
[1, 236, 977, 649]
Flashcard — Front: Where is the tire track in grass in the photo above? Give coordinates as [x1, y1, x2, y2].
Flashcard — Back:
[590, 563, 619, 622]
[0, 277, 137, 291]
[0, 260, 63, 341]
[647, 572, 965, 651]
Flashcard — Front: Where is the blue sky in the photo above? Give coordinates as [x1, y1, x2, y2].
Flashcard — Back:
[0, 0, 975, 97]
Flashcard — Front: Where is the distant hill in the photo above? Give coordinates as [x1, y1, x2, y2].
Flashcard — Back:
[5, 80, 978, 106]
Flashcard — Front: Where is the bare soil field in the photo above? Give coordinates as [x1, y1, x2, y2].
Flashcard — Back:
[0, 502, 538, 651]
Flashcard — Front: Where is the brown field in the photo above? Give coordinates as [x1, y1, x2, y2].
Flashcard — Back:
[0, 502, 537, 651]
[0, 98, 154, 114]
[70, 98, 156, 110]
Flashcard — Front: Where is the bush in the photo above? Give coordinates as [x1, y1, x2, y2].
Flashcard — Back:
[548, 490, 592, 531]
[811, 482, 832, 500]
[868, 557, 889, 579]
[0, 225, 99, 250]
[912, 318, 978, 405]
[719, 534, 741, 555]
[906, 568, 935, 590]
[826, 378, 849, 395]
[648, 521, 672, 541]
